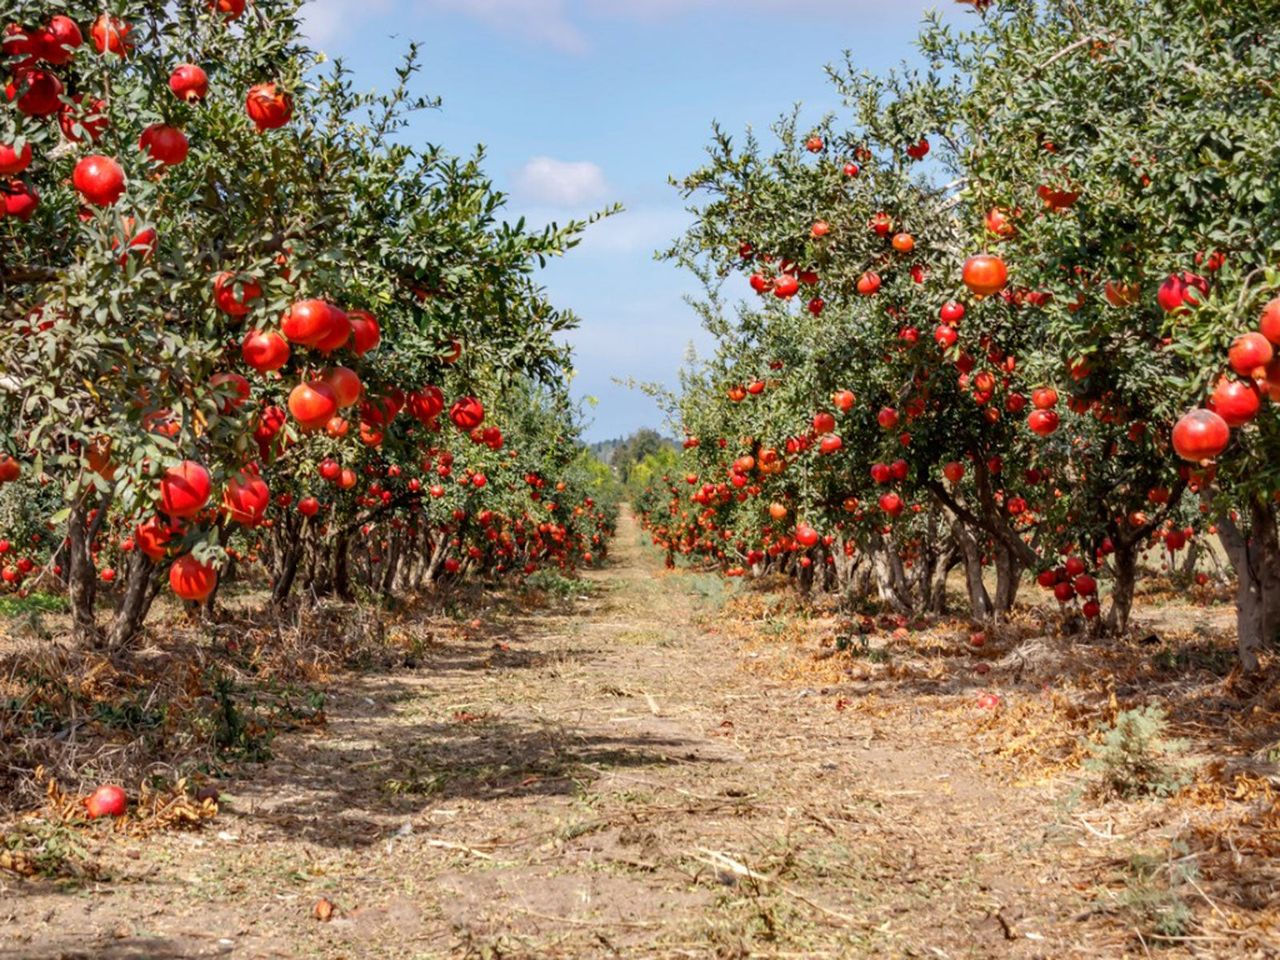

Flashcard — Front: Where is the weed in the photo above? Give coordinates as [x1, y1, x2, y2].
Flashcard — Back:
[1114, 847, 1197, 940]
[1085, 706, 1189, 798]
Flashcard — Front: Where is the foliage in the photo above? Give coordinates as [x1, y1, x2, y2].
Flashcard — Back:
[636, 0, 1280, 667]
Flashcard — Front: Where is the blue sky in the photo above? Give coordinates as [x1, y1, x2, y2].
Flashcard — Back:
[304, 0, 961, 441]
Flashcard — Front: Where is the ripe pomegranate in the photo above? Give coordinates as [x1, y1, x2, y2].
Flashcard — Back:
[813, 411, 836, 434]
[1228, 332, 1273, 378]
[10, 67, 64, 117]
[962, 254, 1008, 297]
[139, 124, 189, 165]
[170, 553, 218, 601]
[1172, 409, 1229, 462]
[939, 301, 965, 325]
[169, 64, 209, 102]
[289, 380, 339, 430]
[0, 143, 31, 176]
[3, 179, 38, 220]
[1027, 409, 1060, 436]
[42, 15, 83, 64]
[773, 274, 799, 299]
[943, 461, 964, 483]
[90, 15, 131, 55]
[246, 83, 292, 131]
[73, 155, 126, 206]
[879, 493, 904, 517]
[1157, 272, 1208, 313]
[59, 95, 109, 143]
[241, 329, 290, 373]
[282, 299, 334, 346]
[84, 785, 127, 818]
[212, 0, 247, 20]
[935, 324, 958, 349]
[223, 472, 269, 526]
[832, 390, 855, 412]
[877, 407, 899, 430]
[1259, 298, 1280, 346]
[159, 461, 212, 519]
[856, 272, 882, 296]
[297, 496, 321, 517]
[819, 435, 843, 455]
[349, 310, 380, 354]
[449, 396, 485, 431]
[795, 523, 819, 547]
[985, 207, 1014, 237]
[1210, 377, 1260, 427]
[1031, 387, 1058, 410]
[214, 272, 263, 316]
[323, 367, 363, 409]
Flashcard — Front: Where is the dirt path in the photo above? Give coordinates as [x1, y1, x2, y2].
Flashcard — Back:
[3, 508, 1110, 959]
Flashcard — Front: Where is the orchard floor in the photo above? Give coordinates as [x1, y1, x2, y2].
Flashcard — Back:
[1, 508, 1276, 959]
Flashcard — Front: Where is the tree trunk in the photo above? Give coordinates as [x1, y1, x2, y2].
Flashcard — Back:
[66, 496, 99, 644]
[993, 544, 1021, 619]
[105, 551, 158, 649]
[1106, 542, 1138, 635]
[949, 514, 993, 620]
[1218, 498, 1280, 673]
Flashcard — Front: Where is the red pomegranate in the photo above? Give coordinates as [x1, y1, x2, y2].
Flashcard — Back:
[246, 83, 292, 131]
[281, 299, 333, 346]
[59, 95, 109, 143]
[90, 15, 131, 55]
[139, 124, 189, 165]
[1172, 409, 1229, 462]
[0, 142, 31, 176]
[1259, 298, 1280, 346]
[168, 63, 208, 102]
[288, 380, 339, 430]
[3, 180, 39, 220]
[322, 366, 363, 408]
[159, 461, 212, 519]
[1027, 409, 1060, 436]
[449, 396, 485, 431]
[1157, 272, 1208, 313]
[314, 305, 351, 353]
[73, 155, 126, 206]
[349, 310, 381, 354]
[241, 329, 290, 373]
[10, 67, 64, 117]
[170, 553, 217, 602]
[42, 16, 83, 64]
[214, 272, 263, 316]
[1228, 332, 1273, 378]
[1210, 377, 1260, 427]
[136, 516, 173, 561]
[84, 784, 127, 818]
[962, 254, 1008, 297]
[223, 472, 269, 526]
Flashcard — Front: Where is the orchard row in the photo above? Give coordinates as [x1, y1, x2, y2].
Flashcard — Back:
[0, 0, 616, 647]
[638, 0, 1280, 670]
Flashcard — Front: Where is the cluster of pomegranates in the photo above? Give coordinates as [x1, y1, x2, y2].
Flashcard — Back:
[2, 2, 282, 229]
[1172, 297, 1280, 463]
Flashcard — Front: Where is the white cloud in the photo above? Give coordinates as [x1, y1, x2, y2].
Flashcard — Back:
[516, 157, 610, 207]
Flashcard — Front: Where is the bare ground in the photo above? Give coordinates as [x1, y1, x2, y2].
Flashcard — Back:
[1, 507, 1276, 959]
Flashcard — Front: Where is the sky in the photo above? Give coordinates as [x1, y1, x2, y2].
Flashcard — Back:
[302, 0, 962, 441]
